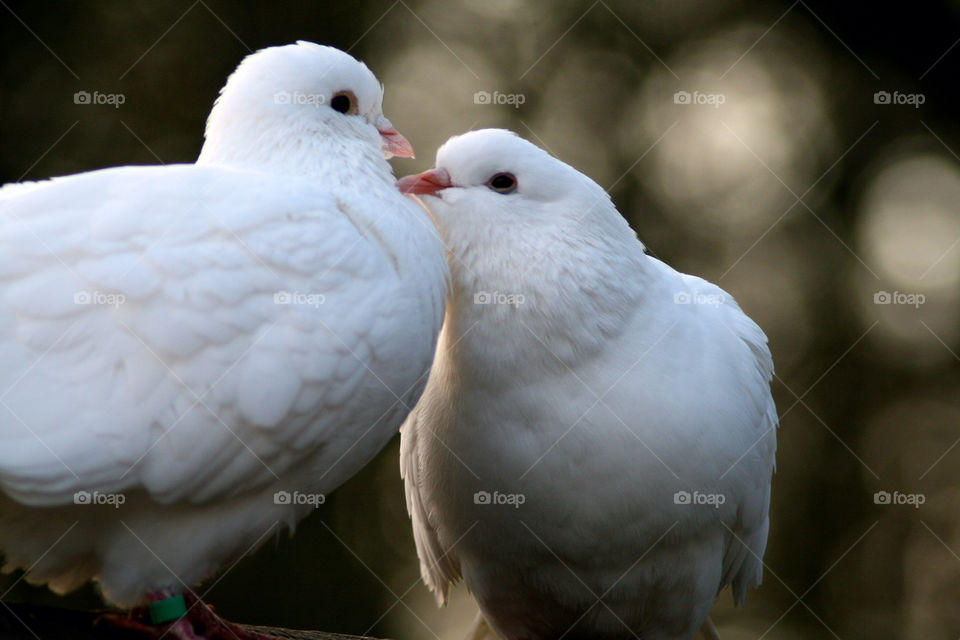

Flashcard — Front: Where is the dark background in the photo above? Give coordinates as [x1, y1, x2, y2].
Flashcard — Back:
[2, 1, 960, 638]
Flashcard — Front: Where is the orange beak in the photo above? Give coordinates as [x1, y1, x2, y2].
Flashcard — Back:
[396, 168, 452, 196]
[376, 116, 414, 159]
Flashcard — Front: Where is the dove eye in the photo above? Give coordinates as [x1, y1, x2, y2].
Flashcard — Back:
[487, 173, 517, 194]
[330, 91, 355, 114]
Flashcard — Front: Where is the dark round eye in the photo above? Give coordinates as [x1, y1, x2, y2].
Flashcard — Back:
[330, 92, 352, 114]
[487, 173, 517, 194]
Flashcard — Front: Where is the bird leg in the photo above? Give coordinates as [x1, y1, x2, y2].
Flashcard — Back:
[96, 590, 277, 640]
[178, 591, 278, 640]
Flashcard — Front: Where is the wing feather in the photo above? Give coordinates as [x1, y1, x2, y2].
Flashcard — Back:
[0, 163, 425, 506]
[400, 410, 462, 605]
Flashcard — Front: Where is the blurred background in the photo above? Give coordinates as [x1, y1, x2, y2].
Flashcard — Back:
[1, 1, 959, 638]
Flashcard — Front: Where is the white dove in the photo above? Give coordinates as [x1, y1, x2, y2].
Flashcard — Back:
[0, 42, 447, 639]
[397, 129, 777, 640]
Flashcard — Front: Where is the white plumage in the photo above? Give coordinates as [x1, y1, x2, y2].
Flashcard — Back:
[398, 129, 777, 640]
[0, 42, 448, 610]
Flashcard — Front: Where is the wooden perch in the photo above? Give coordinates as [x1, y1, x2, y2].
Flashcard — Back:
[0, 602, 386, 640]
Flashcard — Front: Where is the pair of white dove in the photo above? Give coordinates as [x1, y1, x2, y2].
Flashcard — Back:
[0, 41, 777, 640]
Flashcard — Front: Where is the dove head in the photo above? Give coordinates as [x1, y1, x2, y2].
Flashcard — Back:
[398, 129, 641, 269]
[398, 129, 650, 371]
[398, 129, 638, 242]
[198, 41, 412, 176]
[400, 129, 601, 215]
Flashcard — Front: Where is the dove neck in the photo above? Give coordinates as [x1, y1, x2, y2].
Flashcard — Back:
[196, 122, 395, 184]
[439, 240, 657, 385]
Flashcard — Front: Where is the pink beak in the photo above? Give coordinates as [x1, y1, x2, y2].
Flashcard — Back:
[376, 116, 415, 159]
[396, 168, 452, 196]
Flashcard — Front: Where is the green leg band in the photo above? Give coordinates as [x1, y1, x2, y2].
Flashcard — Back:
[149, 594, 187, 624]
